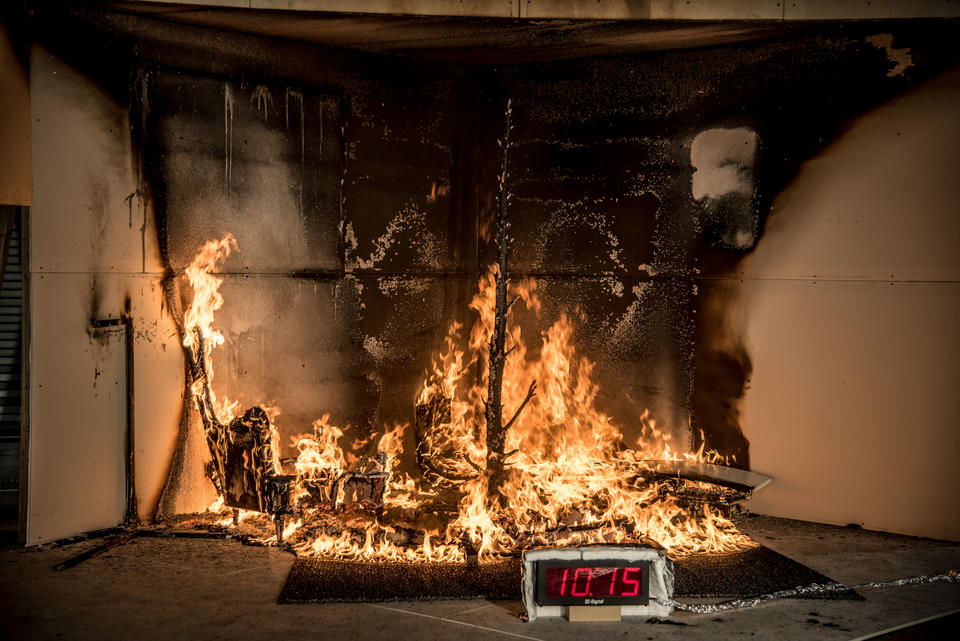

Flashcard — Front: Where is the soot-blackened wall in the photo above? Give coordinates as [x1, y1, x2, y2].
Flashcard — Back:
[132, 17, 960, 514]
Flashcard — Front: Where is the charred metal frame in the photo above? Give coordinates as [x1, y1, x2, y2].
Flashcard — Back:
[89, 315, 137, 527]
[187, 329, 295, 542]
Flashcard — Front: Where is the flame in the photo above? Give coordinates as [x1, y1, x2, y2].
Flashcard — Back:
[214, 508, 251, 528]
[419, 270, 755, 559]
[282, 518, 302, 540]
[183, 233, 239, 424]
[293, 414, 347, 482]
[183, 234, 754, 562]
[293, 524, 464, 563]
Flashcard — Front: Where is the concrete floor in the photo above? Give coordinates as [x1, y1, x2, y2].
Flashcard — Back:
[0, 514, 958, 640]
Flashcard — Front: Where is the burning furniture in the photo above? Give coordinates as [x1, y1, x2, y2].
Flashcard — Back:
[180, 236, 393, 540]
[299, 452, 390, 517]
[187, 324, 391, 541]
[177, 232, 772, 562]
[187, 328, 295, 542]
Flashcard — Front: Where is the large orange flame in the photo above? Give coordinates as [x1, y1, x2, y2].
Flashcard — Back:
[417, 271, 755, 558]
[183, 233, 239, 423]
[185, 236, 755, 562]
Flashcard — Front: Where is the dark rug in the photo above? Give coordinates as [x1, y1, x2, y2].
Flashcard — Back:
[671, 545, 862, 600]
[279, 558, 521, 603]
[278, 546, 861, 603]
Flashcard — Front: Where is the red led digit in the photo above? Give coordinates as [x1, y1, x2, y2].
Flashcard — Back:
[560, 568, 568, 596]
[571, 567, 592, 597]
[621, 567, 640, 597]
[608, 568, 618, 595]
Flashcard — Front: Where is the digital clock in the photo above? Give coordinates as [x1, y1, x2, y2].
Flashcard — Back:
[521, 546, 672, 620]
[536, 559, 650, 606]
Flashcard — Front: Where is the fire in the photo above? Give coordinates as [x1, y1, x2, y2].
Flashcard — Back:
[183, 235, 755, 563]
[293, 414, 347, 483]
[413, 271, 755, 559]
[183, 233, 240, 424]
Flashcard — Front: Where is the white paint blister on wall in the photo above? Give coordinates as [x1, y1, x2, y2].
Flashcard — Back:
[346, 203, 442, 271]
[690, 127, 759, 249]
[866, 34, 914, 78]
[690, 127, 757, 201]
[363, 335, 388, 363]
[611, 283, 651, 347]
[377, 275, 429, 297]
[532, 199, 627, 298]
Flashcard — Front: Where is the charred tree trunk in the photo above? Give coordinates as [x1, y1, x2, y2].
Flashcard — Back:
[484, 99, 536, 505]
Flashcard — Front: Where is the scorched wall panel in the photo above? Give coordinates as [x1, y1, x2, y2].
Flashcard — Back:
[342, 69, 470, 274]
[740, 64, 960, 541]
[28, 46, 184, 541]
[151, 72, 342, 274]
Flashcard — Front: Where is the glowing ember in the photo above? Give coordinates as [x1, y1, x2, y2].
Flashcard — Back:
[184, 235, 756, 563]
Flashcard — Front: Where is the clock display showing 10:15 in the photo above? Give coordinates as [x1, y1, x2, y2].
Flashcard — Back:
[535, 560, 651, 606]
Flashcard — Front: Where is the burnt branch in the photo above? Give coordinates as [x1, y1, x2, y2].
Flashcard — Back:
[504, 380, 537, 432]
[483, 98, 536, 506]
[421, 456, 478, 484]
[514, 518, 637, 547]
[463, 456, 483, 473]
[483, 99, 512, 476]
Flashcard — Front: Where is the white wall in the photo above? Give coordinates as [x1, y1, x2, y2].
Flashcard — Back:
[27, 47, 184, 543]
[0, 22, 30, 206]
[741, 64, 960, 541]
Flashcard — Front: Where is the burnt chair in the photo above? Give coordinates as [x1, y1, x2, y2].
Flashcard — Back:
[189, 330, 295, 543]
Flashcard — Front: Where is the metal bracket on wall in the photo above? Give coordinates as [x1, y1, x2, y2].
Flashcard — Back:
[89, 315, 137, 527]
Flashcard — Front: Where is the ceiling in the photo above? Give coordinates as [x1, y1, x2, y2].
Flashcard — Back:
[99, 1, 811, 65]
